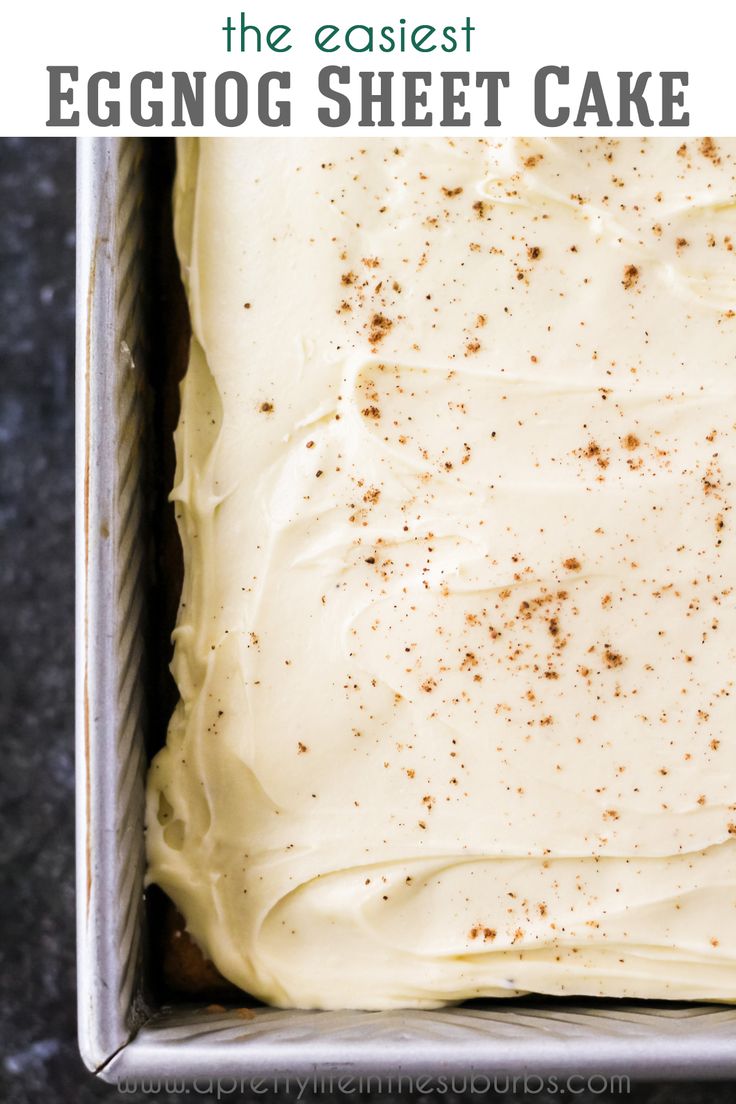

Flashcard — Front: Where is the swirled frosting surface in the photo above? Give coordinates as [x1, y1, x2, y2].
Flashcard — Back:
[146, 137, 736, 1008]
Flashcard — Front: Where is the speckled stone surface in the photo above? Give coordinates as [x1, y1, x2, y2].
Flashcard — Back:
[0, 136, 735, 1103]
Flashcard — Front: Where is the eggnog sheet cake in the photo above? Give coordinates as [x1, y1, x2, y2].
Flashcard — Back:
[147, 137, 736, 1008]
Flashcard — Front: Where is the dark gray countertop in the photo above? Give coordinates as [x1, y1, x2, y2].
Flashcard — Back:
[0, 136, 734, 1103]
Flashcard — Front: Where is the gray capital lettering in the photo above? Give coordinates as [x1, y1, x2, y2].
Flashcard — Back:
[476, 71, 509, 127]
[535, 66, 569, 127]
[259, 72, 291, 126]
[618, 72, 654, 127]
[660, 71, 689, 126]
[359, 71, 394, 127]
[403, 72, 432, 126]
[131, 71, 163, 127]
[88, 72, 120, 127]
[441, 72, 470, 126]
[574, 71, 612, 127]
[215, 71, 249, 127]
[47, 66, 79, 126]
[172, 72, 205, 127]
[318, 66, 351, 126]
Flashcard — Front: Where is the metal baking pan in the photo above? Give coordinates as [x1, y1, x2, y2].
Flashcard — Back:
[76, 136, 736, 1083]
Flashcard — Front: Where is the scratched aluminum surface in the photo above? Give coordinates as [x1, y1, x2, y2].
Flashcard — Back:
[76, 136, 736, 1082]
[76, 137, 150, 1073]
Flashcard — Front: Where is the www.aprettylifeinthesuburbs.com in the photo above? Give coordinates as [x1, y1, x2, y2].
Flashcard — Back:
[116, 1072, 631, 1098]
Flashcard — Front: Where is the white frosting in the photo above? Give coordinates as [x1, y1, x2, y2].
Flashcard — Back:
[146, 137, 736, 1009]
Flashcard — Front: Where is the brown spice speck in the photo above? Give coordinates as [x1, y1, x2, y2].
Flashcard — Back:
[368, 313, 393, 345]
[699, 137, 721, 164]
[469, 926, 497, 942]
[622, 264, 639, 290]
[580, 440, 610, 470]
